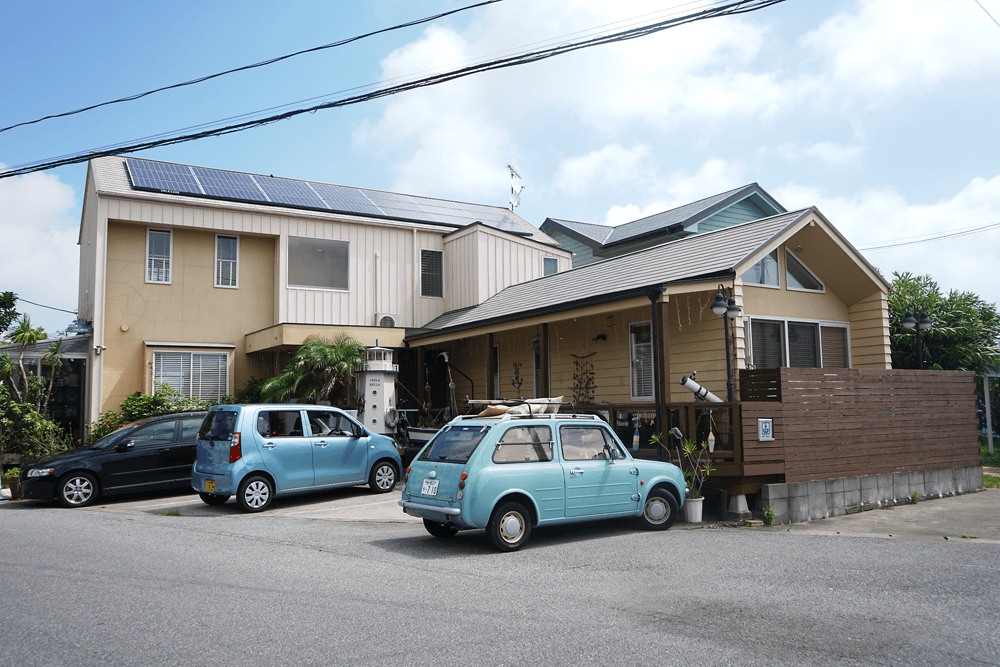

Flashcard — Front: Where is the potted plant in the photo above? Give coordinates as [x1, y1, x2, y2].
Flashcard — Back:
[2, 467, 21, 501]
[680, 439, 714, 523]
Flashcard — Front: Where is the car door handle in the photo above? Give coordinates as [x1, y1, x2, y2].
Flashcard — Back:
[157, 448, 169, 453]
[570, 468, 585, 477]
[263, 442, 276, 450]
[314, 440, 329, 448]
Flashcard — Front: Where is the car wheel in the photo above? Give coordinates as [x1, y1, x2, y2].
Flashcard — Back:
[58, 472, 99, 508]
[638, 489, 678, 530]
[423, 518, 458, 538]
[199, 492, 231, 506]
[487, 501, 532, 552]
[237, 475, 273, 513]
[368, 460, 397, 493]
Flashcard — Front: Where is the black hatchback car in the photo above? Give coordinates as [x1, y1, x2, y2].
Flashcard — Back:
[19, 411, 208, 508]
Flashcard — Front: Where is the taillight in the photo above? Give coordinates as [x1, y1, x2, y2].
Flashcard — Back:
[229, 432, 242, 463]
[459, 471, 468, 490]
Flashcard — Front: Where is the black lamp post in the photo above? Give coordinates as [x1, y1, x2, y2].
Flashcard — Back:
[901, 303, 933, 369]
[711, 284, 741, 403]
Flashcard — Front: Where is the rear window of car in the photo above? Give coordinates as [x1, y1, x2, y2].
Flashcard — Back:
[419, 424, 490, 463]
[493, 426, 553, 464]
[199, 410, 238, 441]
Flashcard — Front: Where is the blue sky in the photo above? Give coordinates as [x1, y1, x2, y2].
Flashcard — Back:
[2, 0, 999, 336]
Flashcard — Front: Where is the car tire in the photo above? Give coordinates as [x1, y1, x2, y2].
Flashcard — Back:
[199, 492, 231, 506]
[423, 518, 458, 539]
[237, 475, 273, 513]
[57, 472, 99, 508]
[368, 460, 397, 493]
[487, 501, 532, 552]
[638, 489, 678, 530]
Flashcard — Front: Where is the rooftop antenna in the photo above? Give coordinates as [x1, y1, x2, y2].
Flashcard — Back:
[506, 163, 524, 211]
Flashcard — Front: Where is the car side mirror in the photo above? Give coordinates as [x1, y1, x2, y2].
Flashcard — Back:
[116, 440, 135, 452]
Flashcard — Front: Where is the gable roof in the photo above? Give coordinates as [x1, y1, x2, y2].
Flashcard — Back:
[540, 218, 616, 247]
[87, 156, 559, 246]
[413, 207, 885, 338]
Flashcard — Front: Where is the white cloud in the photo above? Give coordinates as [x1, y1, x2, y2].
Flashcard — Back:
[802, 0, 1000, 102]
[0, 168, 79, 335]
[554, 144, 653, 197]
[774, 175, 1000, 307]
[775, 142, 866, 165]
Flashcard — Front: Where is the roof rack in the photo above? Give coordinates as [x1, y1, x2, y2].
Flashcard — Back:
[458, 397, 603, 423]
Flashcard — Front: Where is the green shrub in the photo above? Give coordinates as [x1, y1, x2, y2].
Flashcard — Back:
[0, 384, 71, 462]
[2, 467, 20, 481]
[87, 384, 211, 444]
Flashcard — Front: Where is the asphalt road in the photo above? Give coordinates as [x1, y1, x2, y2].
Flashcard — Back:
[1, 488, 998, 667]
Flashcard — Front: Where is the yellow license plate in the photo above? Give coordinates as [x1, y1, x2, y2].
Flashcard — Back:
[205, 480, 215, 493]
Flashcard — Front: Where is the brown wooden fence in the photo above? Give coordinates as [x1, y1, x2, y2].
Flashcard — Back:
[739, 367, 980, 483]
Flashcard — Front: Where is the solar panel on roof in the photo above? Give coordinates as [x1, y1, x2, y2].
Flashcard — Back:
[255, 176, 326, 210]
[125, 158, 202, 195]
[192, 167, 269, 203]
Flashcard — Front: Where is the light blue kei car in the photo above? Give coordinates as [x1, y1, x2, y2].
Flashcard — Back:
[399, 412, 687, 551]
[193, 404, 402, 512]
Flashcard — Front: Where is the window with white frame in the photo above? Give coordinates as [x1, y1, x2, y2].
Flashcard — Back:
[740, 248, 779, 287]
[745, 318, 849, 369]
[785, 250, 824, 292]
[421, 249, 444, 298]
[543, 257, 559, 276]
[146, 229, 172, 284]
[215, 235, 239, 288]
[288, 237, 349, 290]
[153, 351, 229, 401]
[629, 322, 653, 400]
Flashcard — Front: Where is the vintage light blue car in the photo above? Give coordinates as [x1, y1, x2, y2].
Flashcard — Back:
[399, 412, 686, 551]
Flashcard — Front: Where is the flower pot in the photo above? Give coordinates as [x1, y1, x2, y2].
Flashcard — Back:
[4, 478, 21, 501]
[684, 496, 704, 523]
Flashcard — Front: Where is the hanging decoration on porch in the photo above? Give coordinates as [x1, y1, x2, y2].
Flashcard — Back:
[510, 362, 523, 393]
[572, 356, 595, 405]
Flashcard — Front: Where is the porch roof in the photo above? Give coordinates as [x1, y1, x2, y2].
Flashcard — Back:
[411, 207, 887, 340]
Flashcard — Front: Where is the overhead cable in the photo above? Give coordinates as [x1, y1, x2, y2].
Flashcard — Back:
[0, 0, 504, 135]
[0, 0, 788, 179]
[859, 220, 1000, 252]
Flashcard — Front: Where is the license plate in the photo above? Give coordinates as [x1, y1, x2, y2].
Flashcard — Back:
[205, 480, 215, 493]
[421, 479, 439, 496]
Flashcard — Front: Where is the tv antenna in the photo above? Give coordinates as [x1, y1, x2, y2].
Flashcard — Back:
[506, 163, 524, 210]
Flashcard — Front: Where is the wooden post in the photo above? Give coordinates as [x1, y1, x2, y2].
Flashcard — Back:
[539, 323, 550, 398]
[657, 298, 671, 436]
[487, 333, 496, 400]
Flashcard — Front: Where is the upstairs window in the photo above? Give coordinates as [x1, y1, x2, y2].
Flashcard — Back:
[288, 237, 349, 290]
[543, 257, 559, 276]
[215, 235, 239, 288]
[146, 229, 172, 284]
[421, 249, 443, 298]
[740, 249, 779, 287]
[785, 250, 824, 291]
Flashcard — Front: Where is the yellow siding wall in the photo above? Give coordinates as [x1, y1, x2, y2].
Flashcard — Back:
[101, 221, 275, 411]
[848, 292, 892, 368]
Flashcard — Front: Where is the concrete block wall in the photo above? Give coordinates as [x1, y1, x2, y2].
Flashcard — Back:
[761, 466, 986, 525]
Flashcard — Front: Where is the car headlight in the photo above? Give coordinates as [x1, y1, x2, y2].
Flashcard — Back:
[27, 468, 55, 478]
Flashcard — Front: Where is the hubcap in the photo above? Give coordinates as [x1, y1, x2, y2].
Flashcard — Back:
[245, 480, 269, 508]
[375, 465, 395, 489]
[63, 477, 93, 505]
[500, 511, 524, 543]
[645, 498, 669, 524]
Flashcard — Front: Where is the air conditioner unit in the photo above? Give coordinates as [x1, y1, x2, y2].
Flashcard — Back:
[375, 312, 402, 328]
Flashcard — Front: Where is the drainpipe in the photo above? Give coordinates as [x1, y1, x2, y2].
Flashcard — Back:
[648, 287, 666, 435]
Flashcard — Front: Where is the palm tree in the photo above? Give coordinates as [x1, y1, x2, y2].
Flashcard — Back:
[10, 315, 46, 402]
[260, 335, 367, 404]
[0, 351, 20, 402]
[41, 339, 65, 416]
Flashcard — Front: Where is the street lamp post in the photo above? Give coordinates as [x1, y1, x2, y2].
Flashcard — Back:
[901, 304, 933, 369]
[711, 285, 741, 452]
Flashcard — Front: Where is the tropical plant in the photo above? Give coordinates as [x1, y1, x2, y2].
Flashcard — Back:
[680, 438, 714, 499]
[259, 335, 366, 404]
[8, 315, 47, 402]
[218, 378, 266, 405]
[40, 339, 64, 415]
[0, 291, 18, 336]
[0, 383, 71, 463]
[2, 467, 20, 482]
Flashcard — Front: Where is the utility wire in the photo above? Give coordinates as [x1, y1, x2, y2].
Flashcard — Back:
[860, 220, 1000, 252]
[0, 0, 788, 179]
[16, 298, 78, 315]
[974, 0, 1000, 28]
[0, 0, 504, 135]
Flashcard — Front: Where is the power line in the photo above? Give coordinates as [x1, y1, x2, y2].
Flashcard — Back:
[16, 298, 78, 315]
[859, 220, 1000, 251]
[0, 0, 789, 179]
[975, 0, 1000, 29]
[0, 0, 504, 135]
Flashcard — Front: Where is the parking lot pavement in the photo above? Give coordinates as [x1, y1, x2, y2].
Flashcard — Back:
[4, 485, 423, 523]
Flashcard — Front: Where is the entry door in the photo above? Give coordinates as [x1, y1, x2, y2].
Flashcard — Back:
[559, 425, 638, 517]
[254, 410, 314, 490]
[308, 410, 369, 485]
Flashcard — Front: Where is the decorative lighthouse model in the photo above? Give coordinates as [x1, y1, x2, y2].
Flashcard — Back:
[357, 342, 399, 436]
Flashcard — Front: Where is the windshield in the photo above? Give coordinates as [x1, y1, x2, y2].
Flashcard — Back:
[419, 424, 490, 464]
[198, 410, 238, 441]
[91, 424, 140, 450]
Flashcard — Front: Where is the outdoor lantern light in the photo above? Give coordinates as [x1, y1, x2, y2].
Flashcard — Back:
[711, 291, 728, 316]
[902, 302, 933, 369]
[713, 283, 741, 453]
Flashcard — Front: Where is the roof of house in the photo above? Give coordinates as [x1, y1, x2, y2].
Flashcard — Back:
[88, 156, 559, 246]
[541, 183, 785, 250]
[415, 207, 880, 337]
